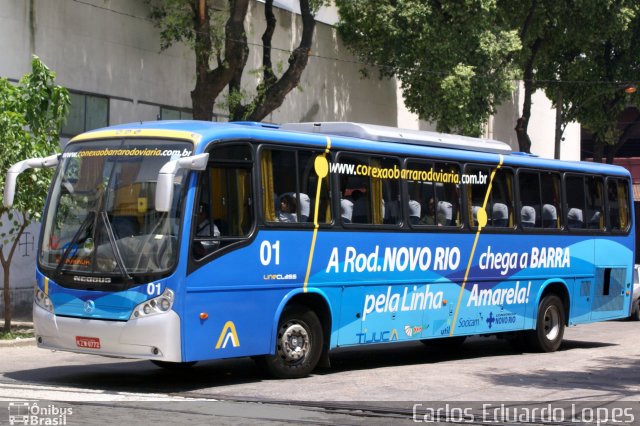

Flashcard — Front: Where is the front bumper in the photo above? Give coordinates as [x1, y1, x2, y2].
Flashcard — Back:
[33, 303, 182, 362]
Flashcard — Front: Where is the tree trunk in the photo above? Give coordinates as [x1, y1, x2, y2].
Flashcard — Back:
[191, 0, 250, 121]
[515, 37, 541, 154]
[554, 88, 563, 159]
[1, 214, 29, 332]
[3, 264, 10, 333]
[606, 119, 640, 164]
[244, 0, 316, 122]
[592, 139, 604, 163]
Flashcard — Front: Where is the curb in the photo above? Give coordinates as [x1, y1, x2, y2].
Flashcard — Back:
[0, 337, 36, 348]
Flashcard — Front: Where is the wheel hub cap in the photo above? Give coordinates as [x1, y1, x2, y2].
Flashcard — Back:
[280, 323, 309, 362]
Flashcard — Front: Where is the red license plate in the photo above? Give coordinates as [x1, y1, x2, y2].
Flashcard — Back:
[75, 336, 101, 349]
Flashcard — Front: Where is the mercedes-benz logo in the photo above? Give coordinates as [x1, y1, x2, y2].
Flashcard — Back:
[83, 300, 95, 314]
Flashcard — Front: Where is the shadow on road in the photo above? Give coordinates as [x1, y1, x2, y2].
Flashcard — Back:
[3, 335, 617, 396]
[480, 354, 640, 398]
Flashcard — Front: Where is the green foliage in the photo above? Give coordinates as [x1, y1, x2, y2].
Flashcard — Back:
[336, 0, 521, 136]
[539, 1, 640, 150]
[337, 0, 639, 149]
[0, 56, 69, 234]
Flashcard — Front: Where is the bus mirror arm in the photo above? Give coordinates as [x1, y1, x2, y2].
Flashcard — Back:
[155, 153, 209, 212]
[3, 154, 60, 208]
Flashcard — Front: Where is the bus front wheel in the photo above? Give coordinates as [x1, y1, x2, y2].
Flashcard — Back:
[258, 304, 323, 379]
[525, 294, 565, 352]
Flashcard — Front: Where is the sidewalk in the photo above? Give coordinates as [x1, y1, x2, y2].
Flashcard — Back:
[0, 321, 35, 348]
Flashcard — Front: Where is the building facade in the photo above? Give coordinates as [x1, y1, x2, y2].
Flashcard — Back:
[0, 0, 578, 318]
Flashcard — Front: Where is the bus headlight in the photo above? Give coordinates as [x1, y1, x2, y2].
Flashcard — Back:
[130, 288, 174, 319]
[34, 287, 54, 313]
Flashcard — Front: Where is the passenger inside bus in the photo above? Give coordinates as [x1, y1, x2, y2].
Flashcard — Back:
[193, 203, 220, 258]
[419, 198, 436, 225]
[351, 190, 369, 223]
[408, 199, 421, 224]
[437, 201, 453, 226]
[341, 197, 354, 224]
[278, 194, 298, 222]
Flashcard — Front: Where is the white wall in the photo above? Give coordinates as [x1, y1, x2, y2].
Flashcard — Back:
[489, 84, 581, 159]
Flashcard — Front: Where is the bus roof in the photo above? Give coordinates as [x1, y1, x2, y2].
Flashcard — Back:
[72, 120, 630, 178]
[280, 122, 513, 154]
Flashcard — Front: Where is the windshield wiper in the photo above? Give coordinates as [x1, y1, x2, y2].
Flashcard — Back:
[99, 211, 132, 281]
[55, 211, 95, 276]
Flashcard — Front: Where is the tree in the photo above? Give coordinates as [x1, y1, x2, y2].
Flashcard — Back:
[147, 0, 326, 121]
[499, 0, 569, 153]
[539, 1, 640, 162]
[336, 0, 521, 137]
[0, 56, 69, 332]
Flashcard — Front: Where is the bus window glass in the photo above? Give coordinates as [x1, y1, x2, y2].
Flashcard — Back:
[193, 144, 254, 259]
[262, 148, 332, 224]
[262, 149, 297, 223]
[608, 179, 630, 231]
[565, 175, 586, 229]
[299, 150, 332, 224]
[379, 157, 401, 225]
[467, 166, 513, 228]
[407, 160, 460, 226]
[518, 171, 541, 228]
[490, 169, 514, 227]
[586, 176, 604, 230]
[541, 173, 561, 229]
[338, 154, 372, 224]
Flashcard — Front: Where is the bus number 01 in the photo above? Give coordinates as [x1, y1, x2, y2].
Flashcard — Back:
[260, 240, 280, 266]
[147, 282, 161, 296]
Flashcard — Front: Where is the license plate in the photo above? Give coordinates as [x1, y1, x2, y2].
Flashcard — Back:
[75, 336, 101, 349]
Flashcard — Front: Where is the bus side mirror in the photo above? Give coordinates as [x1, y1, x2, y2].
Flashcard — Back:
[3, 154, 60, 208]
[155, 153, 209, 212]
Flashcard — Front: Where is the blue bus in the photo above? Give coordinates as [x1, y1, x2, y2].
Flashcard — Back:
[4, 121, 634, 378]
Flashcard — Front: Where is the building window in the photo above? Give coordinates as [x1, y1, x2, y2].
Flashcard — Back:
[160, 107, 193, 120]
[61, 92, 109, 136]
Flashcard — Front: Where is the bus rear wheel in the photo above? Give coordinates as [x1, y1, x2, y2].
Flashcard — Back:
[258, 304, 323, 379]
[631, 299, 640, 321]
[525, 294, 565, 352]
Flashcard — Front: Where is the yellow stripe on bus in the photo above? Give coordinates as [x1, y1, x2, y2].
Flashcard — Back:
[303, 137, 332, 293]
[450, 154, 504, 336]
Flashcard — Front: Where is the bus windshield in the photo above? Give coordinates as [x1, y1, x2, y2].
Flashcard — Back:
[39, 139, 194, 286]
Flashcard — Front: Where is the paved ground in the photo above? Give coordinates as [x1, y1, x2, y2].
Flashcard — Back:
[0, 320, 638, 425]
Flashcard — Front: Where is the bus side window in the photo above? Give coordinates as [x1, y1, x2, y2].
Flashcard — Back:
[407, 160, 459, 227]
[565, 175, 586, 229]
[586, 176, 604, 230]
[518, 171, 541, 228]
[193, 144, 254, 260]
[608, 179, 630, 231]
[338, 154, 372, 224]
[541, 173, 561, 229]
[337, 155, 400, 226]
[299, 150, 332, 224]
[466, 166, 514, 228]
[262, 148, 332, 225]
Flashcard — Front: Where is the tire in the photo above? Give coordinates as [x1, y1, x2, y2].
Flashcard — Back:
[150, 360, 197, 369]
[632, 300, 640, 321]
[257, 304, 323, 379]
[525, 294, 565, 352]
